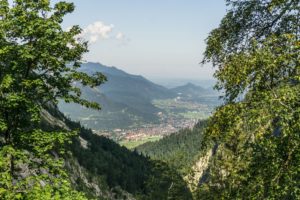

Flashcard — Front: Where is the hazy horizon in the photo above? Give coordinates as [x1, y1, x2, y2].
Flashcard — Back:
[52, 0, 226, 80]
[83, 61, 217, 88]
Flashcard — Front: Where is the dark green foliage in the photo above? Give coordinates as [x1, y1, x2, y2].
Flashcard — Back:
[197, 0, 300, 199]
[61, 116, 193, 199]
[141, 161, 193, 200]
[0, 0, 105, 198]
[137, 121, 207, 175]
[71, 128, 148, 193]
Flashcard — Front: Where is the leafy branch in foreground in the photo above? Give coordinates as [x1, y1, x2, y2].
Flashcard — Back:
[0, 0, 106, 199]
[197, 0, 300, 199]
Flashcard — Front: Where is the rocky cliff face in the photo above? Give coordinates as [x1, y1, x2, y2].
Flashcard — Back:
[184, 149, 213, 192]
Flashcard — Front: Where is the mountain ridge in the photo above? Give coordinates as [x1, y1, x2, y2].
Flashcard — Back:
[59, 62, 175, 130]
[59, 62, 219, 130]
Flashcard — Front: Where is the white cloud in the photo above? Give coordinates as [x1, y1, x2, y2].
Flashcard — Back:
[115, 32, 131, 46]
[90, 35, 99, 43]
[81, 21, 114, 43]
[73, 21, 129, 45]
[116, 32, 124, 40]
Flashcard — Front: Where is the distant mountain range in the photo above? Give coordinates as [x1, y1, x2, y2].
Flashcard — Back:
[58, 62, 219, 130]
[148, 77, 217, 89]
[171, 83, 207, 96]
[171, 82, 221, 105]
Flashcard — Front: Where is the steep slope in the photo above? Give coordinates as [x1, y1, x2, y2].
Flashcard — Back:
[42, 104, 193, 200]
[137, 121, 207, 176]
[79, 62, 173, 100]
[136, 120, 216, 195]
[59, 62, 176, 130]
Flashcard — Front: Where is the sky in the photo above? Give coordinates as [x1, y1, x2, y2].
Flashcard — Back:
[52, 1, 226, 80]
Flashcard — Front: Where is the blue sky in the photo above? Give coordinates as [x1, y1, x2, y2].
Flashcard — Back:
[56, 1, 226, 80]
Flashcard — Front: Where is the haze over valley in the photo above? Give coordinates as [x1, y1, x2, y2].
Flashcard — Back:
[58, 62, 221, 147]
[2, 0, 298, 199]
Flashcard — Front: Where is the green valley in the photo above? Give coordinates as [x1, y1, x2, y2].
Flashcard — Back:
[58, 62, 221, 148]
[1, 0, 299, 199]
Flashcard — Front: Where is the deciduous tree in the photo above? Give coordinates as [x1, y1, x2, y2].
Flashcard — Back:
[0, 0, 106, 199]
[198, 0, 300, 199]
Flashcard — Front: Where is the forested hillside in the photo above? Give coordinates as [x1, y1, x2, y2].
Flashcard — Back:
[137, 121, 207, 175]
[44, 104, 192, 199]
[58, 62, 176, 130]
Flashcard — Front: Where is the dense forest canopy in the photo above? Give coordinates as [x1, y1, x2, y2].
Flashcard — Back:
[64, 118, 193, 200]
[0, 0, 105, 199]
[198, 0, 300, 199]
[137, 121, 207, 176]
